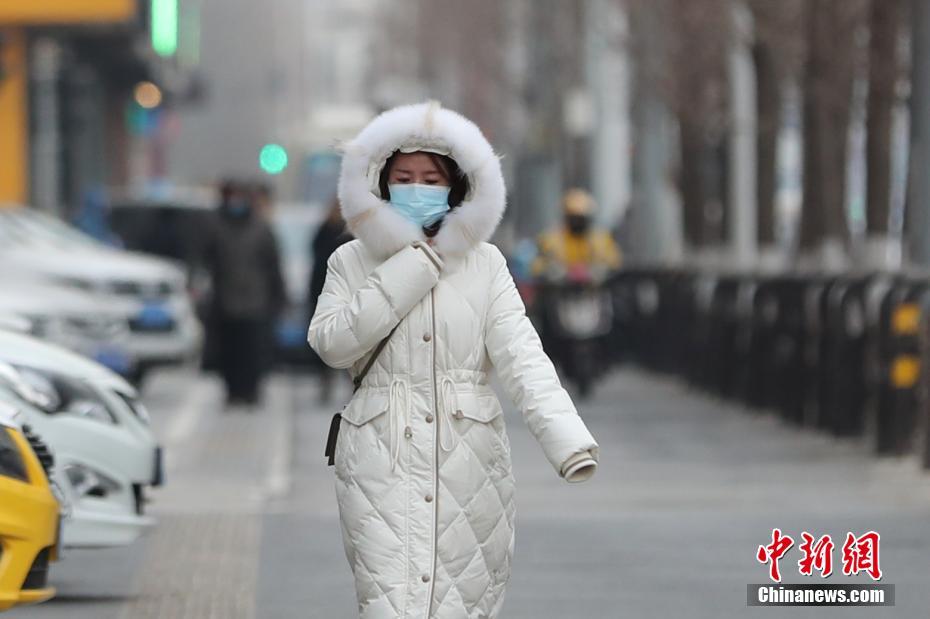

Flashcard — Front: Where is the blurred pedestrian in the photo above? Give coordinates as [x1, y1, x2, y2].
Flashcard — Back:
[201, 179, 287, 409]
[250, 180, 275, 220]
[307, 197, 352, 404]
[532, 188, 622, 281]
[248, 180, 282, 373]
[308, 101, 598, 618]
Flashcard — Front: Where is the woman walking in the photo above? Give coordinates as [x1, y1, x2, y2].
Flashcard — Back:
[308, 101, 599, 618]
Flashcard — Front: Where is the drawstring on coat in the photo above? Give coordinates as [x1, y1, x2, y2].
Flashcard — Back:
[439, 377, 460, 452]
[388, 378, 411, 473]
[388, 376, 460, 471]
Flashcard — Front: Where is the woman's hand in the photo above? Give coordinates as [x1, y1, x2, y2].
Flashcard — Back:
[410, 240, 444, 272]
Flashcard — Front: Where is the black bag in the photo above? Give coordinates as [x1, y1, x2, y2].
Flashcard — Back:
[325, 324, 398, 466]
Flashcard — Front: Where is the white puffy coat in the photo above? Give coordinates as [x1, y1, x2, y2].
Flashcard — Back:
[308, 102, 599, 619]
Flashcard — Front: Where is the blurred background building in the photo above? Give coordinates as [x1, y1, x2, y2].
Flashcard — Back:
[0, 0, 203, 217]
[1, 0, 928, 268]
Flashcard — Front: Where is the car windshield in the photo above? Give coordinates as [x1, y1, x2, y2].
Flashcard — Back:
[109, 203, 212, 263]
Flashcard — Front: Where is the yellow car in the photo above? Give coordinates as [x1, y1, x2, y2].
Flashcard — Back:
[0, 403, 59, 612]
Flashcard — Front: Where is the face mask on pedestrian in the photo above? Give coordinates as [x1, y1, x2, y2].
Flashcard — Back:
[388, 184, 451, 228]
[227, 198, 251, 218]
[567, 214, 590, 235]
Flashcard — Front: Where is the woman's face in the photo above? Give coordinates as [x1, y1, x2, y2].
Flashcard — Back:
[387, 152, 450, 187]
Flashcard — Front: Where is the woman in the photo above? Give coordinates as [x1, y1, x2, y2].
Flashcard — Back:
[308, 101, 599, 618]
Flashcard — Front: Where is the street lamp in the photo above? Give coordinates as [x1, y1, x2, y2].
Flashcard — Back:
[133, 81, 162, 109]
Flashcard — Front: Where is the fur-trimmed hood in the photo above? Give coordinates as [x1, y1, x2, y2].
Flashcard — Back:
[337, 101, 506, 261]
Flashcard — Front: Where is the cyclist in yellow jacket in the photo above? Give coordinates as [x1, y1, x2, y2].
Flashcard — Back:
[532, 188, 622, 281]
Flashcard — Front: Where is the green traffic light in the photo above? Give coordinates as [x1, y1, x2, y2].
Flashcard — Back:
[260, 144, 289, 175]
[152, 0, 178, 57]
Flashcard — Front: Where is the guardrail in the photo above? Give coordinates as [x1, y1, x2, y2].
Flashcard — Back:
[607, 268, 930, 470]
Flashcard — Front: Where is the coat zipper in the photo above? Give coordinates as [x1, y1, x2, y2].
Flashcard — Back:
[425, 288, 439, 617]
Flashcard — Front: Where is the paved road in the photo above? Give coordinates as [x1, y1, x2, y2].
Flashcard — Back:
[9, 366, 930, 618]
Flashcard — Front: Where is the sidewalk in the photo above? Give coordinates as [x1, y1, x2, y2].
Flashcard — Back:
[11, 367, 930, 618]
[264, 368, 930, 617]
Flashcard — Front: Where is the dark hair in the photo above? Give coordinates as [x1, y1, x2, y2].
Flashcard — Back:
[251, 181, 273, 200]
[378, 151, 470, 236]
[219, 178, 240, 202]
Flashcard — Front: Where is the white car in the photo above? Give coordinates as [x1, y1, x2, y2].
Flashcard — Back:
[0, 330, 161, 548]
[0, 206, 203, 382]
[0, 278, 133, 376]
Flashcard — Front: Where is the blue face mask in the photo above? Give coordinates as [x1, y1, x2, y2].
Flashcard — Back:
[226, 199, 251, 218]
[388, 184, 451, 228]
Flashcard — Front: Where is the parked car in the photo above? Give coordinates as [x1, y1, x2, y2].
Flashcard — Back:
[0, 330, 161, 549]
[107, 186, 215, 267]
[0, 401, 59, 611]
[0, 206, 202, 384]
[0, 277, 133, 376]
[105, 189, 215, 329]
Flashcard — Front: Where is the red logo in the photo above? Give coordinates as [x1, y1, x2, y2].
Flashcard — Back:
[757, 529, 882, 582]
[756, 528, 794, 583]
[798, 532, 834, 578]
[841, 531, 882, 581]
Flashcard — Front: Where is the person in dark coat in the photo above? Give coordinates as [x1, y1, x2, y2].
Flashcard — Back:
[307, 198, 352, 403]
[202, 179, 287, 408]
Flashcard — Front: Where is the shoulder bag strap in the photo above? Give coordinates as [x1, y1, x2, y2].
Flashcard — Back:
[326, 322, 399, 466]
[352, 323, 399, 393]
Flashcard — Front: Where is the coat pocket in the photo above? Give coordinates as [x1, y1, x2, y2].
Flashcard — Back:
[454, 391, 504, 423]
[334, 391, 391, 479]
[452, 391, 512, 478]
[340, 390, 390, 427]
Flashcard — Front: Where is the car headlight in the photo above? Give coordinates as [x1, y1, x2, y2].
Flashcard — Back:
[67, 398, 117, 424]
[56, 276, 97, 293]
[14, 366, 119, 425]
[0, 427, 29, 482]
[0, 314, 33, 334]
[64, 463, 121, 499]
[116, 392, 150, 425]
[25, 314, 51, 337]
[13, 367, 61, 411]
[0, 362, 55, 410]
[19, 314, 68, 339]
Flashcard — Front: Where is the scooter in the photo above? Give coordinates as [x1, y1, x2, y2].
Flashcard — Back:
[538, 263, 614, 398]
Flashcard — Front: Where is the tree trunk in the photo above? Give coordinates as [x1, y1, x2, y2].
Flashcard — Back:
[753, 40, 779, 245]
[906, 0, 930, 266]
[801, 7, 826, 250]
[800, 0, 856, 254]
[680, 118, 706, 248]
[865, 0, 901, 236]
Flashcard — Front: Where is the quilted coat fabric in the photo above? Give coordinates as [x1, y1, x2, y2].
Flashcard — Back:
[308, 102, 599, 618]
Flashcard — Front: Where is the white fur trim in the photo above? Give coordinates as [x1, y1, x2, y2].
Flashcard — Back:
[338, 101, 506, 260]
